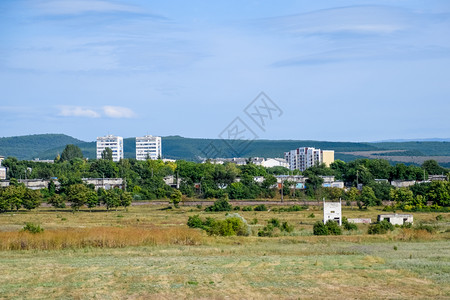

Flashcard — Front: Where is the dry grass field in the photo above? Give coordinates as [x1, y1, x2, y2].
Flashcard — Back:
[0, 204, 449, 299]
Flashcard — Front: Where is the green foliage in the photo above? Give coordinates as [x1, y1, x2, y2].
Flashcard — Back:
[360, 186, 379, 207]
[254, 204, 268, 211]
[368, 220, 395, 234]
[170, 189, 182, 208]
[47, 194, 65, 209]
[342, 217, 358, 231]
[101, 147, 113, 161]
[60, 144, 83, 162]
[325, 220, 342, 235]
[313, 221, 329, 235]
[187, 214, 249, 236]
[21, 222, 44, 234]
[258, 218, 294, 237]
[308, 213, 315, 218]
[313, 220, 342, 235]
[205, 195, 232, 212]
[242, 206, 253, 211]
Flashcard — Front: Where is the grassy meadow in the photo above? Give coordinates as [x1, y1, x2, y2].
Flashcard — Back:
[0, 203, 449, 299]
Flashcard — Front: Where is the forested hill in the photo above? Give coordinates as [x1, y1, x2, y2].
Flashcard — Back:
[0, 134, 84, 160]
[30, 135, 379, 161]
[2, 134, 450, 165]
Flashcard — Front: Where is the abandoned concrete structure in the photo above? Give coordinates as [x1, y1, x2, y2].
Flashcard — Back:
[378, 214, 413, 225]
[323, 199, 342, 226]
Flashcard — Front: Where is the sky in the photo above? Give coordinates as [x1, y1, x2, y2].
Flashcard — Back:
[1, 0, 450, 142]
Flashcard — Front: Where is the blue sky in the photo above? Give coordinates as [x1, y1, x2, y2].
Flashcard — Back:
[1, 0, 450, 142]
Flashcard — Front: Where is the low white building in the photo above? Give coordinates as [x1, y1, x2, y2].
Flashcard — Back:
[136, 135, 162, 160]
[96, 135, 124, 162]
[261, 158, 289, 168]
[391, 180, 416, 188]
[378, 214, 413, 225]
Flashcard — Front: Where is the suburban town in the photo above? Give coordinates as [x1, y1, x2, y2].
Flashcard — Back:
[1, 1, 449, 299]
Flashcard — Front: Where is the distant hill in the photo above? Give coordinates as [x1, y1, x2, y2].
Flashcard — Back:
[2, 134, 450, 167]
[0, 134, 85, 160]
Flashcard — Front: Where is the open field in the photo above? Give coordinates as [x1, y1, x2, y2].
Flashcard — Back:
[0, 204, 449, 299]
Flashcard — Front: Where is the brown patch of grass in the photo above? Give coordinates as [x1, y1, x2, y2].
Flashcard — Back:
[395, 228, 435, 241]
[0, 227, 202, 250]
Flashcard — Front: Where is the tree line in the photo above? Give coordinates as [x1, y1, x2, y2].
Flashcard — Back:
[0, 144, 449, 212]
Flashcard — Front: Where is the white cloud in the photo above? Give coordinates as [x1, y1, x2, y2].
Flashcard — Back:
[36, 0, 142, 15]
[58, 106, 100, 118]
[102, 106, 136, 118]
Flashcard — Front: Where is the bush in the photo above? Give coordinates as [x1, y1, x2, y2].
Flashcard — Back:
[342, 217, 358, 231]
[205, 197, 232, 212]
[325, 220, 342, 235]
[268, 218, 280, 228]
[233, 206, 240, 211]
[308, 213, 315, 218]
[187, 213, 250, 236]
[254, 204, 268, 211]
[21, 223, 44, 234]
[242, 206, 253, 211]
[415, 223, 436, 234]
[313, 221, 328, 236]
[368, 220, 395, 234]
[187, 215, 204, 229]
[281, 221, 294, 233]
[436, 215, 443, 221]
[258, 218, 294, 236]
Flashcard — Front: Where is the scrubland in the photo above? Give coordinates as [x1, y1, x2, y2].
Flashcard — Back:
[0, 204, 448, 299]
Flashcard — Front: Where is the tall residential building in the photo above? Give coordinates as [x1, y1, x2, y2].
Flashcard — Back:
[136, 135, 162, 160]
[96, 135, 124, 162]
[0, 156, 6, 180]
[284, 147, 334, 171]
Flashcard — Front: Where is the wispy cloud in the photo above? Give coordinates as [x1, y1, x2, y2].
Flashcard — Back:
[102, 106, 136, 118]
[58, 106, 100, 118]
[35, 0, 142, 16]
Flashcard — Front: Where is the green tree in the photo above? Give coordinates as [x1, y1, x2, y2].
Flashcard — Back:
[22, 189, 42, 210]
[422, 160, 446, 175]
[66, 183, 90, 210]
[47, 194, 65, 210]
[427, 181, 450, 206]
[60, 144, 83, 162]
[103, 188, 122, 211]
[85, 190, 99, 211]
[120, 191, 132, 209]
[101, 147, 113, 161]
[360, 186, 378, 208]
[170, 189, 182, 208]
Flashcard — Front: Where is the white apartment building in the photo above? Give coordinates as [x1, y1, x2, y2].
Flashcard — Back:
[136, 135, 162, 160]
[96, 135, 124, 162]
[284, 147, 334, 171]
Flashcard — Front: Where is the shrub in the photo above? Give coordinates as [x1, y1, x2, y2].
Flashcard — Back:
[325, 220, 342, 235]
[21, 223, 44, 234]
[254, 204, 268, 211]
[436, 215, 443, 221]
[233, 206, 240, 211]
[342, 217, 358, 231]
[368, 220, 394, 234]
[242, 206, 253, 211]
[414, 223, 436, 234]
[258, 224, 275, 237]
[281, 221, 294, 233]
[187, 214, 250, 236]
[313, 221, 328, 236]
[187, 215, 204, 229]
[250, 218, 258, 225]
[308, 213, 315, 218]
[205, 196, 232, 212]
[268, 218, 280, 228]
